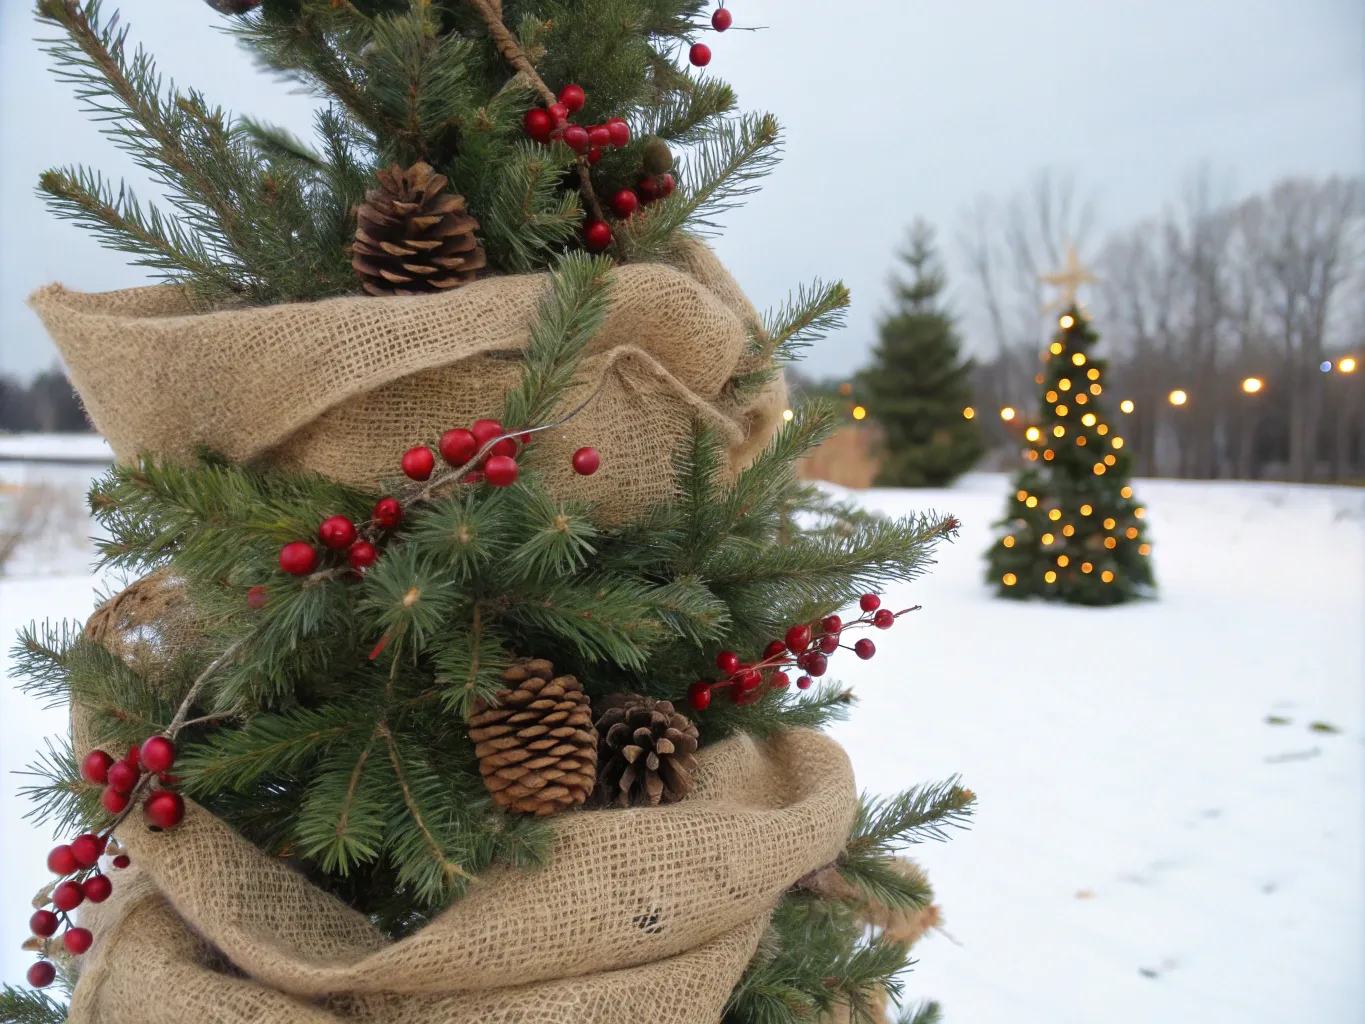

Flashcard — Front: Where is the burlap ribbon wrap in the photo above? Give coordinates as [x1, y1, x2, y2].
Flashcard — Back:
[29, 240, 787, 523]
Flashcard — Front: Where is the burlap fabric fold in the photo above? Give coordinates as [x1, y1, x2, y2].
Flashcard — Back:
[29, 241, 785, 523]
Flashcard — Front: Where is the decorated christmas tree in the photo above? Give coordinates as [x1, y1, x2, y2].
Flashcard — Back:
[6, 3, 973, 1022]
[986, 250, 1155, 605]
[856, 222, 983, 487]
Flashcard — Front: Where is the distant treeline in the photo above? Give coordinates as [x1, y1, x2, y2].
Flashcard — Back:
[0, 370, 93, 433]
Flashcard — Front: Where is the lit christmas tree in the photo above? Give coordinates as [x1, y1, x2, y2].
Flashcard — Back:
[986, 249, 1155, 605]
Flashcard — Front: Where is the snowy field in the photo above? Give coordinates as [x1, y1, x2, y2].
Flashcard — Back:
[1, 449, 1362, 1023]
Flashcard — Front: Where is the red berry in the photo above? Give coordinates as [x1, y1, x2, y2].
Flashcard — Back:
[27, 961, 56, 988]
[523, 107, 553, 142]
[69, 834, 102, 869]
[770, 671, 790, 689]
[854, 639, 876, 660]
[587, 147, 603, 164]
[638, 176, 660, 203]
[52, 880, 84, 912]
[112, 855, 131, 869]
[278, 540, 318, 576]
[462, 470, 486, 485]
[784, 624, 812, 653]
[563, 124, 590, 153]
[548, 102, 569, 124]
[657, 172, 676, 197]
[246, 585, 268, 610]
[610, 188, 639, 218]
[689, 42, 712, 66]
[63, 927, 93, 955]
[45, 844, 76, 876]
[107, 758, 139, 794]
[606, 118, 630, 147]
[762, 639, 786, 660]
[557, 83, 586, 112]
[588, 125, 611, 150]
[484, 454, 519, 487]
[401, 445, 435, 481]
[805, 653, 829, 677]
[30, 909, 59, 937]
[439, 427, 478, 465]
[797, 675, 813, 690]
[470, 418, 503, 448]
[818, 634, 839, 654]
[712, 6, 733, 30]
[317, 515, 357, 550]
[687, 680, 713, 711]
[347, 541, 378, 569]
[584, 220, 612, 251]
[571, 446, 601, 475]
[820, 614, 842, 634]
[124, 745, 140, 766]
[859, 593, 881, 612]
[732, 685, 762, 706]
[101, 787, 130, 814]
[373, 497, 402, 529]
[715, 650, 740, 674]
[873, 608, 895, 629]
[82, 874, 113, 903]
[143, 789, 185, 830]
[139, 736, 176, 774]
[735, 668, 763, 691]
[80, 749, 113, 785]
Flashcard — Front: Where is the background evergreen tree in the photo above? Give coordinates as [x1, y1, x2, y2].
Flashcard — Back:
[856, 223, 983, 487]
[986, 306, 1155, 605]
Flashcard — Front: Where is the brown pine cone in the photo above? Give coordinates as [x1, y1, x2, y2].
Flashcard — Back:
[351, 161, 487, 297]
[594, 694, 700, 808]
[468, 659, 597, 816]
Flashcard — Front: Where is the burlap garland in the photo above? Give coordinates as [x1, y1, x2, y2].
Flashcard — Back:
[28, 240, 785, 523]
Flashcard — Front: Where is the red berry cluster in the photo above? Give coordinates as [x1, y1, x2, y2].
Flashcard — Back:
[686, 593, 909, 711]
[274, 420, 601, 581]
[26, 738, 181, 987]
[688, 3, 734, 66]
[626, 170, 676, 213]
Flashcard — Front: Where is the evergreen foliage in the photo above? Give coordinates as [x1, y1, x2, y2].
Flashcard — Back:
[985, 306, 1155, 604]
[856, 223, 983, 487]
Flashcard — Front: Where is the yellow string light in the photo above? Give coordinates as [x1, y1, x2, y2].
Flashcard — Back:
[1042, 532, 1055, 544]
[1087, 368, 1100, 381]
[1111, 436, 1124, 449]
[1097, 423, 1109, 435]
[1169, 389, 1187, 406]
[1044, 449, 1055, 460]
[1082, 412, 1097, 426]
[1072, 353, 1086, 366]
[1120, 399, 1134, 413]
[1077, 435, 1087, 446]
[1059, 314, 1075, 329]
[1053, 424, 1065, 437]
[1339, 357, 1356, 373]
[1025, 496, 1038, 508]
[1046, 390, 1059, 403]
[1134, 507, 1146, 518]
[1001, 406, 1016, 421]
[852, 405, 867, 420]
[1056, 404, 1069, 416]
[1104, 537, 1117, 549]
[1121, 486, 1133, 498]
[1062, 524, 1075, 537]
[1050, 342, 1063, 355]
[1028, 450, 1039, 461]
[1104, 454, 1117, 466]
[1139, 543, 1151, 555]
[1101, 570, 1114, 582]
[1081, 562, 1093, 574]
[1093, 463, 1106, 475]
[1059, 378, 1072, 391]
[963, 407, 975, 420]
[1003, 573, 1017, 586]
[1126, 527, 1138, 539]
[782, 408, 795, 422]
[1016, 489, 1028, 501]
[1080, 504, 1093, 515]
[1075, 393, 1088, 404]
[1089, 383, 1101, 395]
[1048, 508, 1062, 521]
[1242, 377, 1263, 394]
[1057, 555, 1070, 567]
[1003, 535, 1015, 548]
[1026, 426, 1041, 442]
[1045, 570, 1058, 583]
[1103, 517, 1116, 529]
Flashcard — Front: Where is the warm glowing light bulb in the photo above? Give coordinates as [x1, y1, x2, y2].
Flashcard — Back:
[1001, 406, 1016, 421]
[1003, 535, 1015, 548]
[1057, 555, 1070, 567]
[1016, 489, 1029, 501]
[1062, 524, 1075, 537]
[1003, 573, 1017, 586]
[1241, 377, 1263, 394]
[1120, 399, 1134, 414]
[1169, 389, 1188, 406]
[1087, 368, 1100, 381]
[963, 407, 975, 419]
[1089, 384, 1101, 395]
[1104, 454, 1117, 466]
[1077, 435, 1087, 446]
[1048, 508, 1062, 521]
[1081, 562, 1093, 574]
[1075, 393, 1089, 404]
[1093, 463, 1106, 475]
[1045, 570, 1058, 583]
[1126, 527, 1139, 539]
[1026, 426, 1041, 442]
[1082, 413, 1097, 426]
[1060, 314, 1075, 329]
[1134, 507, 1146, 518]
[1103, 518, 1116, 529]
[839, 382, 853, 396]
[1046, 390, 1059, 403]
[1139, 543, 1151, 555]
[852, 405, 867, 420]
[1072, 353, 1086, 366]
[1056, 404, 1069, 416]
[1097, 423, 1109, 435]
[1341, 357, 1357, 373]
[1121, 486, 1133, 498]
[1101, 570, 1114, 582]
[1080, 504, 1093, 515]
[1053, 425, 1065, 437]
[1104, 537, 1117, 549]
[1111, 437, 1124, 449]
[1028, 450, 1039, 461]
[1044, 449, 1055, 460]
[1042, 532, 1055, 544]
[1059, 378, 1072, 391]
[1025, 496, 1038, 508]
[782, 408, 794, 422]
[1050, 342, 1064, 355]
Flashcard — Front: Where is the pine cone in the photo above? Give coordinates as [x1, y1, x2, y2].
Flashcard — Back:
[351, 161, 487, 297]
[468, 659, 596, 816]
[594, 695, 699, 808]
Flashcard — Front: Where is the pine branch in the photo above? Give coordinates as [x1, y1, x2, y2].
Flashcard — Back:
[0, 986, 67, 1024]
[17, 737, 102, 839]
[759, 280, 851, 361]
[846, 780, 976, 854]
[897, 1002, 943, 1024]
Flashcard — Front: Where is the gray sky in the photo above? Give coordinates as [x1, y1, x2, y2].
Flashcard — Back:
[1, 0, 1361, 382]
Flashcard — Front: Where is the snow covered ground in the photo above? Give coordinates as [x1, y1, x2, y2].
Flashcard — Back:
[1, 455, 1361, 1022]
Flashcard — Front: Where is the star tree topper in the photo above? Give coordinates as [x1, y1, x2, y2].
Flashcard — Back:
[1040, 243, 1100, 309]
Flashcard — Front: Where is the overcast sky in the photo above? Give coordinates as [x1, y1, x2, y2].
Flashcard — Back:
[1, 0, 1360, 382]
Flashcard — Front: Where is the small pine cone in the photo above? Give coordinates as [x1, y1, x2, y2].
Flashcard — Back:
[468, 659, 597, 816]
[351, 161, 487, 297]
[594, 694, 699, 808]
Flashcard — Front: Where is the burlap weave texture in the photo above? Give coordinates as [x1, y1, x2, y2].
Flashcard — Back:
[29, 241, 785, 523]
